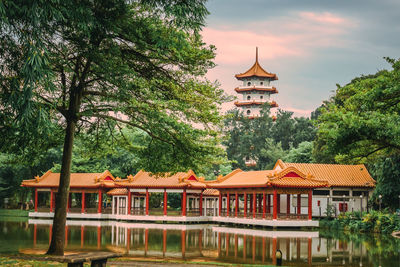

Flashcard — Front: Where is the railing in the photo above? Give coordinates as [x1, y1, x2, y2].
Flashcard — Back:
[103, 207, 112, 214]
[131, 207, 146, 215]
[37, 207, 49, 212]
[187, 208, 200, 216]
[85, 208, 98, 214]
[205, 208, 217, 216]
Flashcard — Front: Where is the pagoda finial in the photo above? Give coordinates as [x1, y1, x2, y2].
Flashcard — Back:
[256, 47, 258, 62]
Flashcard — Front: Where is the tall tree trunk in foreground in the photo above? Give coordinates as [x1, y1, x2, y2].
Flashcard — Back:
[46, 119, 76, 255]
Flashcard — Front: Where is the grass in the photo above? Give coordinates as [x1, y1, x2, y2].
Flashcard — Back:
[0, 209, 30, 218]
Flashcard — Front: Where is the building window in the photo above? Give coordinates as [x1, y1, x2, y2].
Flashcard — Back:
[247, 95, 251, 100]
[247, 110, 251, 115]
[247, 81, 251, 86]
[313, 190, 330, 196]
[260, 82, 264, 86]
[260, 96, 263, 100]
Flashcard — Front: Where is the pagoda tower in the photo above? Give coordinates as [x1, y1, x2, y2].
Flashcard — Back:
[234, 48, 278, 118]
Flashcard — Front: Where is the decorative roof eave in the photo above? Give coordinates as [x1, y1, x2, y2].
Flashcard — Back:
[208, 184, 269, 189]
[234, 101, 278, 107]
[113, 183, 206, 189]
[273, 159, 286, 171]
[21, 184, 116, 189]
[235, 48, 278, 80]
[235, 87, 278, 94]
[269, 183, 328, 188]
[216, 169, 243, 183]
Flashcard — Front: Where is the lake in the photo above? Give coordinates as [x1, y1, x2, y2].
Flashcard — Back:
[0, 218, 399, 266]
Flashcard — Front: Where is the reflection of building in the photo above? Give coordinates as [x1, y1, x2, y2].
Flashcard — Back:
[21, 159, 375, 225]
[234, 48, 278, 118]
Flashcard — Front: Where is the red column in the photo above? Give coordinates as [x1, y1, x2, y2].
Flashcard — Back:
[128, 190, 131, 215]
[182, 189, 187, 216]
[181, 230, 186, 258]
[273, 189, 277, 220]
[244, 193, 247, 217]
[50, 191, 54, 212]
[34, 188, 38, 212]
[297, 194, 301, 217]
[145, 229, 149, 254]
[226, 193, 230, 217]
[81, 191, 85, 214]
[218, 193, 222, 216]
[127, 228, 131, 251]
[262, 193, 266, 219]
[163, 189, 168, 216]
[49, 225, 52, 244]
[308, 190, 312, 220]
[287, 194, 290, 218]
[253, 192, 256, 218]
[199, 191, 203, 216]
[97, 190, 102, 213]
[235, 193, 238, 217]
[145, 189, 149, 215]
[308, 237, 312, 265]
[80, 225, 84, 248]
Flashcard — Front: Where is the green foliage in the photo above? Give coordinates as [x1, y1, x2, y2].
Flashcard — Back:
[283, 141, 313, 163]
[223, 106, 316, 170]
[322, 210, 400, 234]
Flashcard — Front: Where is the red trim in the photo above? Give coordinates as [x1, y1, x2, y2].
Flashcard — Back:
[97, 190, 102, 213]
[50, 191, 54, 212]
[182, 189, 187, 216]
[163, 189, 167, 216]
[273, 190, 277, 219]
[284, 172, 301, 177]
[235, 86, 278, 93]
[34, 188, 38, 212]
[187, 175, 197, 181]
[127, 190, 131, 215]
[218, 193, 222, 216]
[297, 194, 301, 216]
[145, 189, 149, 215]
[104, 176, 113, 181]
[81, 191, 85, 213]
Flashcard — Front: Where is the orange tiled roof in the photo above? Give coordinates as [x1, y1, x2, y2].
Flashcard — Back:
[116, 170, 206, 189]
[21, 170, 117, 188]
[203, 188, 220, 196]
[234, 100, 278, 107]
[235, 49, 278, 80]
[209, 166, 328, 189]
[280, 161, 376, 188]
[235, 86, 278, 94]
[107, 188, 128, 195]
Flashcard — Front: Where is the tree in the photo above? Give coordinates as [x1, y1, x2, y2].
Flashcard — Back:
[314, 58, 400, 163]
[1, 0, 227, 255]
[283, 141, 313, 163]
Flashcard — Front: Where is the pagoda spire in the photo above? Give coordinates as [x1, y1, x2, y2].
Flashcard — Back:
[256, 47, 258, 62]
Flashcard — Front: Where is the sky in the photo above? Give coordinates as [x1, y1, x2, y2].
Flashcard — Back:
[202, 0, 400, 117]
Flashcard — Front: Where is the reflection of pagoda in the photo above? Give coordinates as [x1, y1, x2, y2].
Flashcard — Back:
[234, 47, 278, 118]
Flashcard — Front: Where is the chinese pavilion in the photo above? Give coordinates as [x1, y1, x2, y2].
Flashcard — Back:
[234, 47, 278, 118]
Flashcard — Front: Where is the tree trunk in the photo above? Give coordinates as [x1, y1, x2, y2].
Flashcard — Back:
[46, 118, 76, 255]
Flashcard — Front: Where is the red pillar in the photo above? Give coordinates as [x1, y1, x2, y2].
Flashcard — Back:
[287, 194, 290, 218]
[244, 193, 247, 218]
[145, 229, 149, 254]
[262, 193, 266, 219]
[127, 190, 131, 215]
[253, 192, 256, 218]
[145, 189, 149, 215]
[273, 189, 277, 220]
[226, 233, 229, 256]
[226, 193, 230, 217]
[81, 191, 85, 213]
[297, 194, 301, 217]
[80, 225, 84, 248]
[235, 193, 238, 217]
[34, 188, 38, 212]
[308, 190, 312, 220]
[50, 191, 54, 212]
[182, 189, 187, 216]
[267, 194, 271, 214]
[127, 228, 131, 251]
[308, 237, 312, 265]
[163, 189, 168, 216]
[218, 193, 222, 216]
[49, 224, 52, 245]
[181, 230, 186, 258]
[199, 191, 203, 216]
[97, 190, 102, 213]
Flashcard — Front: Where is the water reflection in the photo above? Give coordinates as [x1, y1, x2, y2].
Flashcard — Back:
[1, 218, 399, 266]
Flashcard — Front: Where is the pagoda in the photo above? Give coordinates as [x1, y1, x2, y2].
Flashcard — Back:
[234, 47, 278, 118]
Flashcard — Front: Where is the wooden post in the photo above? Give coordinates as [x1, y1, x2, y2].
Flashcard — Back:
[50, 191, 54, 212]
[287, 194, 290, 218]
[97, 190, 102, 213]
[163, 189, 168, 216]
[262, 193, 266, 219]
[226, 193, 230, 217]
[145, 189, 149, 215]
[297, 194, 301, 217]
[34, 188, 38, 212]
[182, 189, 187, 216]
[81, 191, 85, 214]
[273, 189, 277, 220]
[235, 193, 238, 217]
[253, 192, 256, 218]
[308, 190, 312, 220]
[128, 190, 131, 215]
[244, 193, 247, 218]
[199, 191, 203, 216]
[218, 193, 222, 216]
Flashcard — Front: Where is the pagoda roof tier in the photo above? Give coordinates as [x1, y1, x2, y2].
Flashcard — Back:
[235, 48, 278, 80]
[21, 170, 118, 188]
[235, 86, 278, 94]
[115, 170, 206, 189]
[207, 166, 328, 189]
[234, 100, 278, 107]
[274, 160, 376, 188]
